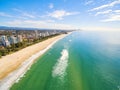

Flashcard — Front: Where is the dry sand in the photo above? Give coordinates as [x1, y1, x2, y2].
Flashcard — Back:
[0, 34, 67, 80]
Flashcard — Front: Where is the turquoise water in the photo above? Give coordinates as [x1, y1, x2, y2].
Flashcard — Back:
[11, 31, 120, 90]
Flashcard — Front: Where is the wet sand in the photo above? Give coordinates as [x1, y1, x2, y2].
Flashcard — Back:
[0, 34, 67, 80]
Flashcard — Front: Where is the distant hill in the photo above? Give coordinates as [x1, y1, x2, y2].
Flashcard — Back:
[0, 26, 44, 31]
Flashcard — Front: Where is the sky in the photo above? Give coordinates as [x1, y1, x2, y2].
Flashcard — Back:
[0, 0, 120, 31]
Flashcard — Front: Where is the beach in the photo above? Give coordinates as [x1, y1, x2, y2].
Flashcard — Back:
[0, 34, 67, 81]
[1, 31, 119, 90]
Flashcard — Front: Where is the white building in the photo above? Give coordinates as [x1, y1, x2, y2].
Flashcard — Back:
[17, 35, 23, 42]
[35, 30, 38, 38]
[8, 36, 18, 44]
[0, 35, 10, 47]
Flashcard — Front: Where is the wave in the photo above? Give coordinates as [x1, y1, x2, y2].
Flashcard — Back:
[0, 37, 65, 90]
[52, 49, 69, 80]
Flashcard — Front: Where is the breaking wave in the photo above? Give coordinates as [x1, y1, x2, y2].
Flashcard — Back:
[52, 49, 69, 80]
[0, 38, 62, 90]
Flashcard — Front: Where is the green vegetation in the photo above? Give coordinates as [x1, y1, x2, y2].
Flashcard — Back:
[0, 34, 61, 58]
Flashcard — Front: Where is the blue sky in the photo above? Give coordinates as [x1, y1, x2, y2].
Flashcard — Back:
[0, 0, 120, 31]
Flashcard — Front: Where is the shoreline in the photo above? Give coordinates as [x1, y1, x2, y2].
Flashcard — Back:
[0, 34, 68, 90]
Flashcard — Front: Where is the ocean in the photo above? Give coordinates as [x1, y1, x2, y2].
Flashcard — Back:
[11, 31, 120, 90]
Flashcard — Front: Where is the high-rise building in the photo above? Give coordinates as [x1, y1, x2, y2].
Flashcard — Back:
[17, 35, 23, 42]
[8, 36, 18, 44]
[0, 35, 10, 47]
[35, 30, 38, 38]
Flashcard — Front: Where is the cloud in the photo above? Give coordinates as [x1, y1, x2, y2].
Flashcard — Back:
[101, 14, 120, 22]
[95, 10, 112, 16]
[49, 3, 54, 9]
[81, 26, 120, 31]
[85, 0, 94, 5]
[13, 8, 35, 18]
[22, 13, 35, 18]
[6, 20, 76, 30]
[114, 10, 120, 13]
[0, 12, 13, 17]
[90, 0, 120, 11]
[0, 11, 29, 19]
[48, 10, 79, 20]
[100, 10, 120, 22]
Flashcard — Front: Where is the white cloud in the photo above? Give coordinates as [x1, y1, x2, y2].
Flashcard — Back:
[13, 8, 35, 18]
[49, 3, 54, 9]
[0, 11, 31, 20]
[85, 0, 94, 5]
[0, 12, 13, 17]
[22, 13, 35, 18]
[7, 20, 47, 26]
[100, 9, 120, 22]
[6, 20, 76, 30]
[0, 11, 29, 19]
[90, 0, 120, 11]
[95, 10, 112, 16]
[114, 10, 120, 13]
[101, 14, 120, 22]
[81, 26, 120, 31]
[48, 10, 79, 20]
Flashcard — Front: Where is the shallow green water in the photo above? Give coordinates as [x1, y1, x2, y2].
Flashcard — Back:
[11, 31, 120, 90]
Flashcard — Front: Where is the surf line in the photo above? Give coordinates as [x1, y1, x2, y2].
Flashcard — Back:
[0, 36, 67, 90]
[52, 49, 69, 80]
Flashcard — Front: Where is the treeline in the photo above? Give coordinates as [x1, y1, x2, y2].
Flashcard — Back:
[0, 34, 60, 58]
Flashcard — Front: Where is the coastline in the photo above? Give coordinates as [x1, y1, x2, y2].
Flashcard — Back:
[0, 34, 68, 90]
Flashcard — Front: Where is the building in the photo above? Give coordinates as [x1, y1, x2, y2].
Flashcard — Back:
[8, 35, 18, 44]
[17, 35, 23, 42]
[0, 35, 10, 47]
[35, 30, 38, 38]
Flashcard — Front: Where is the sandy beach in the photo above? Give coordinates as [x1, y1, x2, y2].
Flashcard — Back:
[0, 34, 67, 81]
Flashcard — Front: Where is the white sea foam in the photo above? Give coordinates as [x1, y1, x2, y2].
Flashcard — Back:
[52, 49, 69, 80]
[0, 36, 65, 90]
